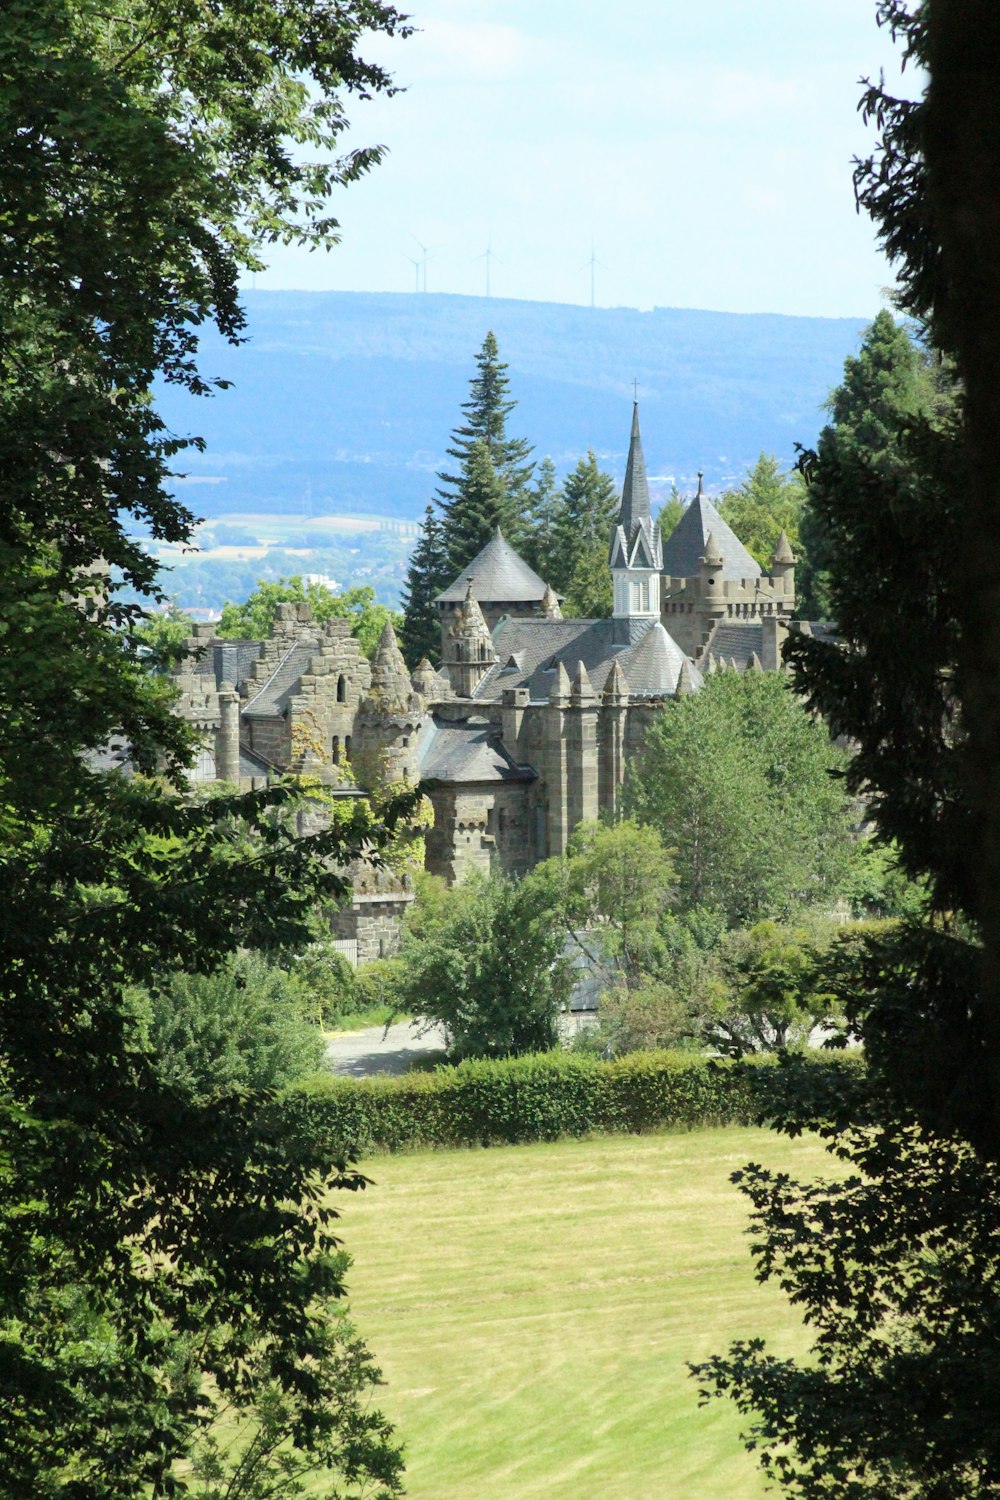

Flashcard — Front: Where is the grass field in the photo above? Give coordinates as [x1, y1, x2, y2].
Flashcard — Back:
[338, 1127, 837, 1500]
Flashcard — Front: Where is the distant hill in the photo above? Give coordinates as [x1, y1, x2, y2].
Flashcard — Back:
[153, 290, 871, 523]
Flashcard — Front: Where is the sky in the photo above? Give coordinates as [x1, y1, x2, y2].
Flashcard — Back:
[252, 1, 918, 320]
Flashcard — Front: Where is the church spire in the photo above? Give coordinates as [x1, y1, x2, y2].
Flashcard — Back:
[618, 402, 651, 535]
[609, 401, 662, 639]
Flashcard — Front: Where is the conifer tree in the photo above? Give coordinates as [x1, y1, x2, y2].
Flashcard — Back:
[437, 331, 534, 571]
[797, 311, 942, 616]
[442, 440, 511, 570]
[550, 450, 619, 610]
[717, 453, 806, 573]
[519, 455, 560, 581]
[400, 503, 448, 666]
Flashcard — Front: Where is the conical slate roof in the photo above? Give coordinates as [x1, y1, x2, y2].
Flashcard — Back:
[435, 528, 552, 604]
[618, 622, 703, 697]
[661, 487, 761, 580]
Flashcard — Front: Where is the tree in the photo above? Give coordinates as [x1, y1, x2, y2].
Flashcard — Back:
[625, 672, 854, 928]
[0, 0, 412, 1490]
[439, 439, 514, 575]
[217, 577, 400, 658]
[656, 485, 686, 540]
[693, 8, 1000, 1492]
[796, 312, 946, 617]
[131, 949, 326, 1103]
[550, 450, 620, 595]
[717, 453, 806, 574]
[400, 503, 448, 666]
[519, 454, 561, 583]
[437, 332, 534, 572]
[395, 869, 572, 1059]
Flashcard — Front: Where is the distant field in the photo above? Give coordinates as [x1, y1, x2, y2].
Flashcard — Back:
[339, 1128, 836, 1500]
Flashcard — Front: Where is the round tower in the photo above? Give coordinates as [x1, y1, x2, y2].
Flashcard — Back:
[356, 619, 425, 786]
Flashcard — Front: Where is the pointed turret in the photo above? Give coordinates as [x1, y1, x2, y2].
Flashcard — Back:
[705, 653, 718, 675]
[367, 619, 412, 710]
[549, 660, 571, 705]
[541, 582, 562, 621]
[701, 531, 724, 568]
[602, 657, 630, 704]
[747, 651, 763, 672]
[441, 576, 496, 697]
[772, 530, 795, 566]
[676, 659, 696, 695]
[570, 660, 595, 703]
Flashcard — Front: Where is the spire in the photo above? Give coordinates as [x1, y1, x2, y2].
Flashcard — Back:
[705, 653, 717, 675]
[696, 471, 704, 498]
[602, 658, 630, 703]
[772, 530, 796, 566]
[747, 651, 763, 671]
[701, 531, 723, 568]
[570, 660, 595, 703]
[618, 402, 651, 534]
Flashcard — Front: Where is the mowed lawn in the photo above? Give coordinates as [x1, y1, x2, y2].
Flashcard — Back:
[337, 1127, 837, 1500]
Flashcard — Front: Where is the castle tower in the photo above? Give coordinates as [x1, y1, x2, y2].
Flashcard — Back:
[544, 661, 571, 857]
[357, 619, 424, 785]
[608, 403, 663, 644]
[441, 578, 496, 697]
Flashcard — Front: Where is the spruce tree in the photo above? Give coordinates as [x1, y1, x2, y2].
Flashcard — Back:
[441, 440, 510, 574]
[519, 455, 560, 581]
[400, 503, 448, 667]
[437, 331, 534, 571]
[550, 449, 619, 602]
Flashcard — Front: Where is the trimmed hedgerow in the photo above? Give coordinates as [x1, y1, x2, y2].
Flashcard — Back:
[281, 1050, 864, 1158]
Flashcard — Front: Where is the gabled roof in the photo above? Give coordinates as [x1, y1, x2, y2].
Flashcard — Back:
[242, 642, 316, 718]
[661, 488, 761, 580]
[435, 528, 551, 604]
[470, 616, 701, 702]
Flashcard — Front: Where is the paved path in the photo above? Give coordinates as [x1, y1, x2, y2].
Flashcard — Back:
[325, 1019, 449, 1077]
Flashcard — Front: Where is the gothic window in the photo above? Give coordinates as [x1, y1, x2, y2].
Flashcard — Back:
[337, 674, 346, 703]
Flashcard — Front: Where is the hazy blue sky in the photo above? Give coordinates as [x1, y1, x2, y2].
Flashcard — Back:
[253, 1, 916, 319]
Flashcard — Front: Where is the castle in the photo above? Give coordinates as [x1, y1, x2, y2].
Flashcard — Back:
[172, 405, 801, 958]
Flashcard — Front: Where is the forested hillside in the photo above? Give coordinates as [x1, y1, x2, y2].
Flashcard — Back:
[154, 290, 870, 521]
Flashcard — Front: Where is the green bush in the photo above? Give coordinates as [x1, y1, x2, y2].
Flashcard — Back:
[281, 1049, 863, 1158]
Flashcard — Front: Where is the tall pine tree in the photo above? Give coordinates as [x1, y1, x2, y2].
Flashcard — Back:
[442, 440, 511, 571]
[400, 503, 448, 667]
[519, 455, 560, 582]
[437, 331, 534, 571]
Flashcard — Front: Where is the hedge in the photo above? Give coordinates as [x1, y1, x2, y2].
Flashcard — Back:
[280, 1049, 865, 1158]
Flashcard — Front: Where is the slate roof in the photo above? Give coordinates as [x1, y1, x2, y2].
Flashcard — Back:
[608, 404, 663, 571]
[661, 492, 761, 580]
[704, 620, 764, 670]
[213, 640, 264, 691]
[471, 617, 701, 702]
[435, 528, 552, 604]
[242, 642, 316, 718]
[239, 743, 276, 777]
[418, 716, 535, 784]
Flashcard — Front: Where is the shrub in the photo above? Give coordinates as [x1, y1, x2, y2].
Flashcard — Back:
[281, 1049, 863, 1158]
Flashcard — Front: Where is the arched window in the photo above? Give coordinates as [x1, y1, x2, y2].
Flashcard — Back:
[337, 674, 346, 703]
[344, 735, 352, 760]
[332, 734, 340, 762]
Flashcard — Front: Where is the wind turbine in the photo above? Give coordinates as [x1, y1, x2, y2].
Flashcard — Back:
[583, 244, 608, 308]
[411, 235, 438, 293]
[403, 253, 421, 293]
[476, 238, 497, 298]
